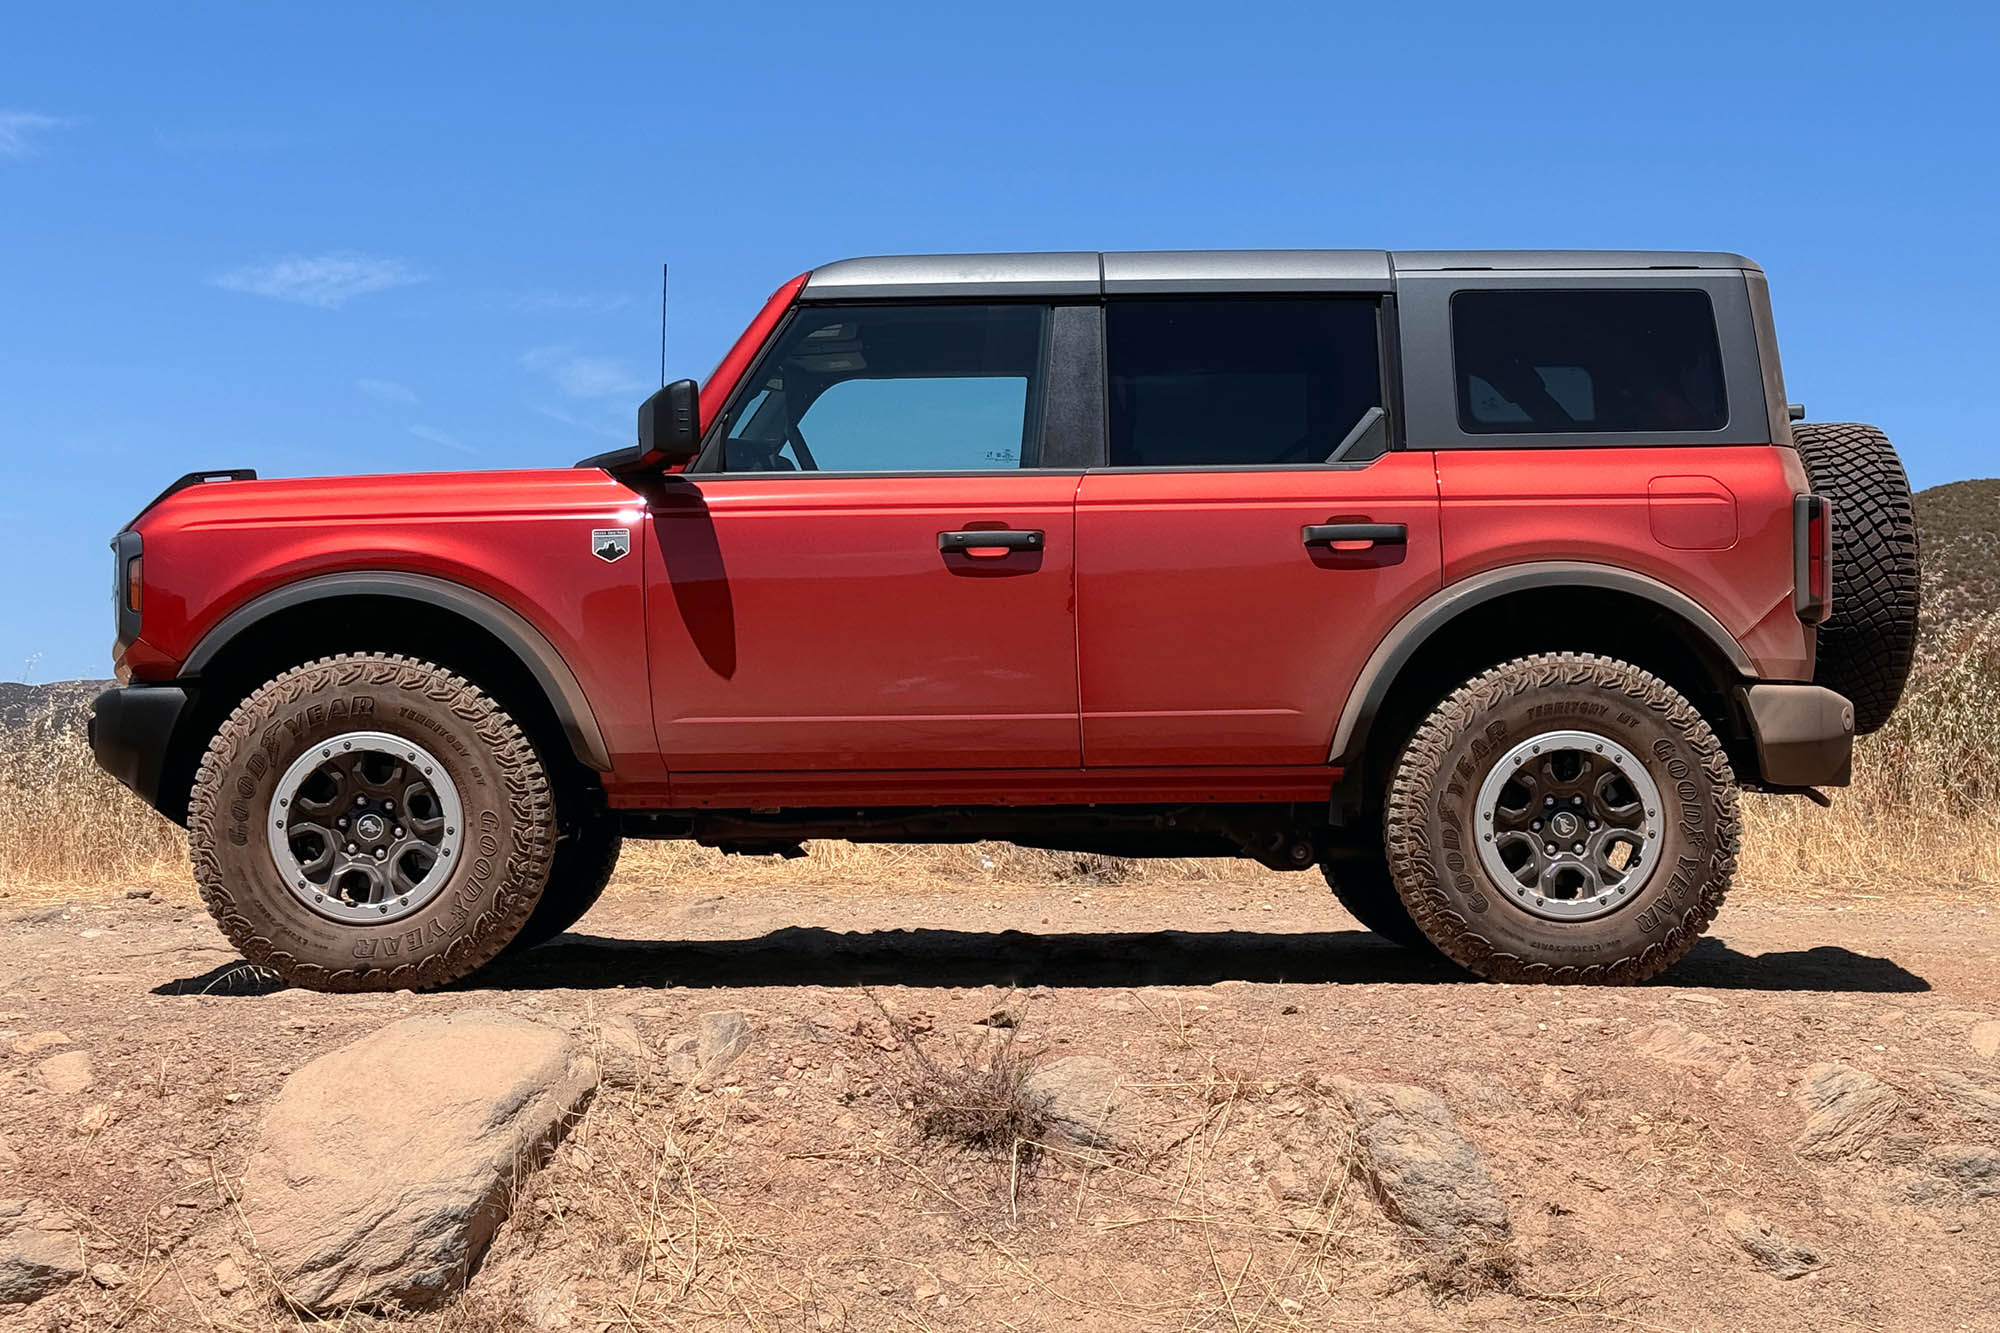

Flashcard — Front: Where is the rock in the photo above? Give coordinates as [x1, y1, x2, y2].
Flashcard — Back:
[73, 1104, 112, 1135]
[1327, 1077, 1510, 1253]
[238, 1009, 598, 1314]
[1931, 1069, 2000, 1126]
[0, 1138, 19, 1170]
[213, 1256, 246, 1295]
[1971, 1021, 2000, 1061]
[88, 1261, 127, 1289]
[661, 1033, 700, 1084]
[696, 1011, 752, 1074]
[1024, 1057, 1132, 1149]
[1630, 1020, 1726, 1071]
[10, 1033, 69, 1057]
[596, 1016, 651, 1089]
[1792, 1063, 1898, 1159]
[1919, 1145, 2000, 1201]
[37, 1051, 93, 1095]
[0, 1199, 83, 1305]
[1723, 1209, 1820, 1279]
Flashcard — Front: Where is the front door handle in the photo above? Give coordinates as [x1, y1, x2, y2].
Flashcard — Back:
[939, 529, 1043, 555]
[1302, 522, 1406, 549]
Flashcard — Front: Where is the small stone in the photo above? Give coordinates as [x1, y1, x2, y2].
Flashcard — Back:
[89, 1261, 128, 1289]
[1630, 1020, 1726, 1072]
[0, 1200, 83, 1304]
[0, 1139, 19, 1170]
[37, 1052, 93, 1095]
[73, 1105, 112, 1135]
[696, 1011, 752, 1073]
[1931, 1069, 2000, 1126]
[213, 1256, 246, 1295]
[596, 1017, 651, 1090]
[1971, 1021, 2000, 1061]
[1723, 1209, 1820, 1279]
[1327, 1076, 1511, 1254]
[125, 889, 155, 901]
[9, 1033, 69, 1058]
[1025, 1057, 1133, 1149]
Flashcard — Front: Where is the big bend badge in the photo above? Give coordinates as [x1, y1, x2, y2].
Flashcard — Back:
[591, 528, 630, 563]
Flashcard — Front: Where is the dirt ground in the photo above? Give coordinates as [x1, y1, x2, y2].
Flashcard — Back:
[4, 866, 1998, 1332]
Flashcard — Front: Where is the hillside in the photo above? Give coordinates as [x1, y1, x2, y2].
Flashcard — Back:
[1916, 477, 2000, 628]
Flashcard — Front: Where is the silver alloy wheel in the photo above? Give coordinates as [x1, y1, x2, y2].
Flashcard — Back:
[1473, 728, 1665, 921]
[267, 731, 463, 925]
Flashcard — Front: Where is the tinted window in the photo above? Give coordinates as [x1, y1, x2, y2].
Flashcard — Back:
[1107, 300, 1382, 468]
[718, 304, 1047, 472]
[1452, 289, 1727, 434]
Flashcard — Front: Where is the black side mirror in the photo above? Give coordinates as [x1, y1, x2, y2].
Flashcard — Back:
[638, 379, 702, 466]
[575, 378, 702, 475]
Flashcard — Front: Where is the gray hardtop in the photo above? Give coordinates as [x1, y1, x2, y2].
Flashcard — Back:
[800, 249, 1761, 301]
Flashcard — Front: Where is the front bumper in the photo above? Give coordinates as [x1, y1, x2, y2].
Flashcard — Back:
[88, 684, 190, 819]
[1738, 683, 1855, 788]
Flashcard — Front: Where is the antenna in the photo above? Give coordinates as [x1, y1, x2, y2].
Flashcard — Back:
[658, 263, 669, 388]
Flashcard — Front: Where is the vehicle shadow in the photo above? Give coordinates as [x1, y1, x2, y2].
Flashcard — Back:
[152, 928, 1930, 998]
[451, 926, 1930, 995]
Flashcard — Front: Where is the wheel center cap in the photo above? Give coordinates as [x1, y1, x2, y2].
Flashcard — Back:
[355, 813, 387, 842]
[1550, 810, 1580, 840]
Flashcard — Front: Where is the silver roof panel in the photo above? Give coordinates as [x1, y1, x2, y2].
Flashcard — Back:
[1392, 250, 1760, 272]
[1103, 249, 1391, 293]
[801, 252, 1099, 301]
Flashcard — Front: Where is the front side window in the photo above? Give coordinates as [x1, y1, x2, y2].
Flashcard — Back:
[1106, 299, 1383, 468]
[716, 304, 1048, 472]
[1452, 289, 1727, 434]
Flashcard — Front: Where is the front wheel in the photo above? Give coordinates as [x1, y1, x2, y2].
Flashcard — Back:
[187, 653, 557, 991]
[1384, 652, 1739, 984]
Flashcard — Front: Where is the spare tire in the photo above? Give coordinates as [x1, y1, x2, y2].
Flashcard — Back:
[1792, 422, 1920, 734]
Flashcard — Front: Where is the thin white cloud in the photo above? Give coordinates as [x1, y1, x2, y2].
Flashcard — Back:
[407, 424, 476, 455]
[533, 403, 627, 444]
[0, 111, 79, 159]
[212, 253, 426, 309]
[520, 345, 649, 399]
[356, 377, 419, 405]
[505, 290, 634, 315]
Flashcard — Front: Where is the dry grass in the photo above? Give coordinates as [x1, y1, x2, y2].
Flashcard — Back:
[4, 610, 1995, 903]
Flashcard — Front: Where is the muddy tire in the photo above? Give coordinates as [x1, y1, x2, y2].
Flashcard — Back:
[1793, 422, 1920, 735]
[1385, 652, 1739, 985]
[506, 805, 621, 953]
[1320, 857, 1435, 952]
[187, 653, 556, 992]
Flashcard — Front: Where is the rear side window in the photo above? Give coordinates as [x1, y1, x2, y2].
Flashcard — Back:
[1451, 290, 1727, 435]
[1107, 299, 1382, 467]
[716, 304, 1047, 472]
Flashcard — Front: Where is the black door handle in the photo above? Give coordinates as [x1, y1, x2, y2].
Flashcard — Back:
[939, 529, 1043, 554]
[1302, 522, 1407, 548]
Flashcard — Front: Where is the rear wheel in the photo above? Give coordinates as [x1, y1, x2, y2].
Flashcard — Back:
[1385, 652, 1739, 984]
[187, 653, 556, 992]
[1320, 857, 1434, 952]
[1792, 422, 1920, 734]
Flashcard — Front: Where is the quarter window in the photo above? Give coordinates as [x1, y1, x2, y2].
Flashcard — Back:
[716, 304, 1047, 472]
[1451, 289, 1727, 434]
[1106, 300, 1384, 468]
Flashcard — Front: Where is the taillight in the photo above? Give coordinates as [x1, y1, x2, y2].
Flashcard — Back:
[124, 554, 144, 614]
[1794, 494, 1833, 624]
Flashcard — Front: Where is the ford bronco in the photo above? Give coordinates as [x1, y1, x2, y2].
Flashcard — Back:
[89, 250, 1921, 990]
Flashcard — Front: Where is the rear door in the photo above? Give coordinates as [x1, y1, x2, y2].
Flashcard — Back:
[645, 301, 1085, 772]
[1075, 296, 1442, 767]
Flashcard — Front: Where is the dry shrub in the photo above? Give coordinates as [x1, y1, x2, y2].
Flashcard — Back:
[872, 991, 1052, 1156]
[0, 713, 186, 894]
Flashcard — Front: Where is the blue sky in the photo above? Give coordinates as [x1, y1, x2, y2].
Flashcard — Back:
[2, 2, 1994, 682]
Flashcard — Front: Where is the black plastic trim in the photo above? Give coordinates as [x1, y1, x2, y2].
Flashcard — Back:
[112, 529, 143, 654]
[88, 685, 189, 816]
[181, 571, 613, 771]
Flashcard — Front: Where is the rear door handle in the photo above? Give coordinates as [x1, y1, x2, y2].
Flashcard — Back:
[939, 529, 1043, 554]
[1302, 522, 1407, 548]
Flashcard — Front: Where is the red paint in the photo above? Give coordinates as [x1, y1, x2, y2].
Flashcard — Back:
[1075, 453, 1443, 765]
[693, 274, 807, 435]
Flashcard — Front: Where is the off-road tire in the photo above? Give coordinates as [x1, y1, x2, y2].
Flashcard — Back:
[506, 806, 621, 952]
[1320, 857, 1435, 952]
[187, 653, 556, 991]
[1385, 652, 1740, 985]
[1792, 422, 1920, 735]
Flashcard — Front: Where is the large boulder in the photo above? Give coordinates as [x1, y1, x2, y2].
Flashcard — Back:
[0, 1199, 83, 1306]
[1326, 1077, 1510, 1254]
[239, 1009, 597, 1314]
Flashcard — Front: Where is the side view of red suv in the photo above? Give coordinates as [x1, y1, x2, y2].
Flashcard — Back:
[89, 250, 1920, 991]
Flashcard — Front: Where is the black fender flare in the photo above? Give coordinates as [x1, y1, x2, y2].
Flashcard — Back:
[1328, 561, 1757, 764]
[183, 571, 613, 772]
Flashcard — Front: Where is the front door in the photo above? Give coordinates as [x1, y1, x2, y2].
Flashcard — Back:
[645, 301, 1081, 772]
[1075, 297, 1442, 767]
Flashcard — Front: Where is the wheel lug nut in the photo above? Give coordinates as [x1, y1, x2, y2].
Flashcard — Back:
[1530, 820, 1541, 831]
[337, 818, 348, 829]
[1573, 843, 1585, 854]
[1544, 797, 1555, 806]
[345, 843, 357, 854]
[1545, 843, 1557, 855]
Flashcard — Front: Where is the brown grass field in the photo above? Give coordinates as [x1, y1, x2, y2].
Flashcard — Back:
[4, 609, 1995, 907]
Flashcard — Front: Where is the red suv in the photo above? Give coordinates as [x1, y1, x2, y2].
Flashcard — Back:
[89, 250, 1919, 990]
